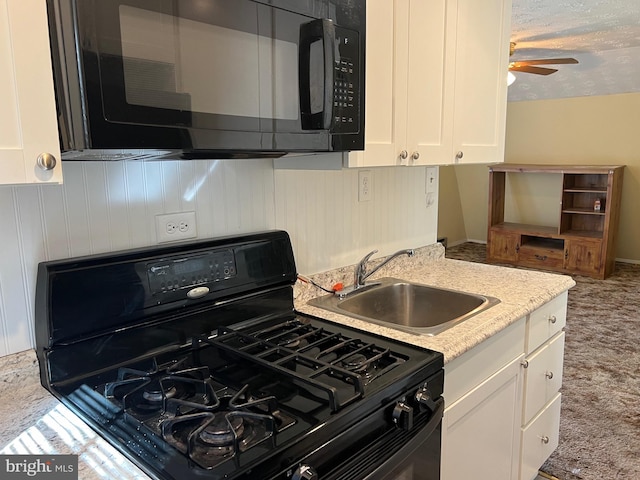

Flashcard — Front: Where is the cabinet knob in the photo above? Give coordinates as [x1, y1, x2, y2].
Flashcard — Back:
[455, 151, 464, 160]
[545, 371, 554, 380]
[539, 435, 550, 444]
[399, 150, 408, 160]
[549, 315, 557, 324]
[37, 152, 57, 171]
[411, 151, 420, 160]
[520, 359, 529, 368]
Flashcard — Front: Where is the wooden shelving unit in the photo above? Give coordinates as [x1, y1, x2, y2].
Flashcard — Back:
[487, 164, 624, 279]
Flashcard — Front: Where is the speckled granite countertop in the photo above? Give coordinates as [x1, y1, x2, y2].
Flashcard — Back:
[294, 244, 575, 363]
[0, 244, 575, 479]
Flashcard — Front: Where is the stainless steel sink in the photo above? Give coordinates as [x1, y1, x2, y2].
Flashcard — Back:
[308, 277, 500, 336]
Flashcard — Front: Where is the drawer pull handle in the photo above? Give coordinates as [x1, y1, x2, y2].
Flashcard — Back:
[545, 371, 554, 379]
[549, 315, 557, 324]
[539, 435, 550, 444]
[521, 359, 529, 368]
[534, 254, 548, 261]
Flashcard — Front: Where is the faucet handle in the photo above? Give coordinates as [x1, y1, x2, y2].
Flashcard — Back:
[355, 250, 378, 286]
[360, 250, 378, 264]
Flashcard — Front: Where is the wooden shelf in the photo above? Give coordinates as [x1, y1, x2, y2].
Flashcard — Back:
[562, 229, 604, 239]
[561, 208, 606, 215]
[563, 187, 607, 193]
[490, 223, 557, 236]
[487, 164, 624, 279]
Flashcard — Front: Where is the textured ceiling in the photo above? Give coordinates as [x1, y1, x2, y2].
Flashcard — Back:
[508, 0, 640, 102]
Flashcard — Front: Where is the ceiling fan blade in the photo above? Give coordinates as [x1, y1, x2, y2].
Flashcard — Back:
[512, 58, 579, 66]
[509, 64, 558, 75]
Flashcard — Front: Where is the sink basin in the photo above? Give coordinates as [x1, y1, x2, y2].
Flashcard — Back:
[308, 277, 499, 336]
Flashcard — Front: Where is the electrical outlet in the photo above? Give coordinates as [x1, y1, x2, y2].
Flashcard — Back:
[156, 211, 197, 243]
[358, 170, 373, 202]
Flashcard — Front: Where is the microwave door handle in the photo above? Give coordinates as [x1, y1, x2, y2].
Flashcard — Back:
[299, 19, 336, 130]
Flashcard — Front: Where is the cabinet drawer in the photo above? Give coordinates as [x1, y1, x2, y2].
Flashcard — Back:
[520, 393, 561, 480]
[444, 318, 525, 405]
[523, 332, 565, 423]
[526, 292, 567, 354]
[517, 246, 564, 270]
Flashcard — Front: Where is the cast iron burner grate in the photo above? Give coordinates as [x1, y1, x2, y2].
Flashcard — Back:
[208, 318, 406, 411]
[160, 384, 295, 470]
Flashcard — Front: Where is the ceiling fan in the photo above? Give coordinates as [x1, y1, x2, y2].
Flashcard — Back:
[508, 42, 579, 76]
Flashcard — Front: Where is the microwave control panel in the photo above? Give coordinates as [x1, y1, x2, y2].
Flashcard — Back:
[332, 26, 360, 133]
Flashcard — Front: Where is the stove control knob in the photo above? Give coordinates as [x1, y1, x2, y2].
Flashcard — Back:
[415, 387, 438, 413]
[292, 464, 318, 480]
[392, 401, 413, 430]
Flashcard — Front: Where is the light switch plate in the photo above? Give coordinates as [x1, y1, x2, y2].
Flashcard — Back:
[426, 167, 437, 194]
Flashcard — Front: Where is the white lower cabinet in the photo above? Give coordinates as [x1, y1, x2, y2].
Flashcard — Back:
[522, 333, 565, 422]
[441, 318, 525, 480]
[519, 291, 568, 480]
[441, 291, 569, 480]
[520, 393, 562, 480]
[442, 355, 523, 480]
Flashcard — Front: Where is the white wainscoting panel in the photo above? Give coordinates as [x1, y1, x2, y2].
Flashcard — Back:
[0, 158, 438, 357]
[274, 166, 438, 275]
[0, 159, 275, 357]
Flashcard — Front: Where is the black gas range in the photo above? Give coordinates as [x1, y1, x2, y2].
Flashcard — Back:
[35, 231, 444, 480]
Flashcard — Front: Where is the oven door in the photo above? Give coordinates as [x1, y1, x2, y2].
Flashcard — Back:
[363, 399, 443, 480]
[60, 0, 364, 155]
[282, 373, 444, 480]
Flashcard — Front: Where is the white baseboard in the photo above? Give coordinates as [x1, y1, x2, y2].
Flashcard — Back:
[465, 239, 487, 245]
[616, 257, 640, 265]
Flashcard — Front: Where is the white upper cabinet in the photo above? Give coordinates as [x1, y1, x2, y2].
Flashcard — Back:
[0, 0, 62, 185]
[347, 0, 511, 167]
[449, 0, 511, 165]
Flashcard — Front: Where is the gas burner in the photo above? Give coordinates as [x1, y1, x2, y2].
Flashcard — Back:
[278, 332, 304, 348]
[341, 353, 368, 369]
[198, 415, 245, 447]
[341, 353, 377, 379]
[104, 357, 220, 419]
[161, 409, 277, 468]
[143, 386, 177, 403]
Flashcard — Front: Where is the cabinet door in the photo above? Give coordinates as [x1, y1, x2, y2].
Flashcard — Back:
[0, 0, 62, 184]
[404, 0, 452, 166]
[564, 237, 602, 276]
[520, 393, 561, 480]
[442, 355, 523, 480]
[522, 332, 564, 424]
[488, 230, 519, 262]
[346, 0, 408, 167]
[450, 0, 511, 164]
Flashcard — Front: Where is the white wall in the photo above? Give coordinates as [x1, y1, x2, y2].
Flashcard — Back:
[0, 158, 437, 357]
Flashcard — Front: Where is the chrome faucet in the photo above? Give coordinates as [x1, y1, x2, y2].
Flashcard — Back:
[350, 248, 415, 292]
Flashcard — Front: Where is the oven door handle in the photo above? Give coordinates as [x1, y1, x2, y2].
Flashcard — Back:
[299, 19, 336, 130]
[363, 397, 444, 480]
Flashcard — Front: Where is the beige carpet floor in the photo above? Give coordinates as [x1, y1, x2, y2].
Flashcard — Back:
[445, 242, 640, 480]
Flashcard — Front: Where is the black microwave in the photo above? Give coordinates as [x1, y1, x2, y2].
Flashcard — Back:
[47, 0, 365, 160]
